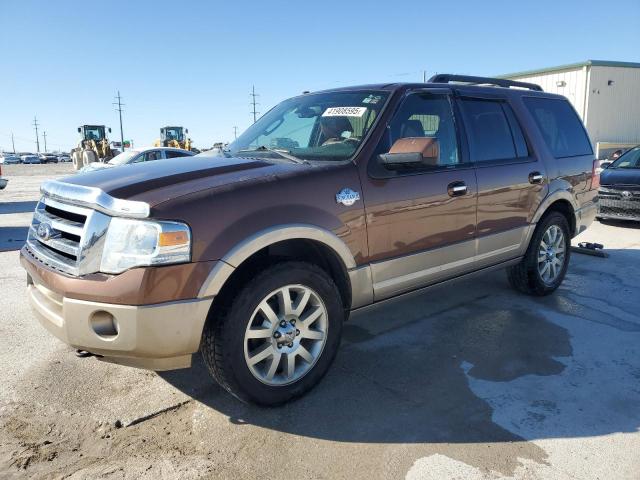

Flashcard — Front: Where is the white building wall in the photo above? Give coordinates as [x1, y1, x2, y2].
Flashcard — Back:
[585, 66, 640, 145]
[506, 67, 588, 119]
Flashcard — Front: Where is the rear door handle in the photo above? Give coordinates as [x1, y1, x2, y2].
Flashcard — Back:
[529, 172, 544, 184]
[447, 181, 468, 197]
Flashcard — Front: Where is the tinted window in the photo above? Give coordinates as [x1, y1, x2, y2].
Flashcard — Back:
[502, 104, 529, 158]
[165, 150, 189, 159]
[385, 93, 460, 167]
[459, 99, 516, 162]
[523, 97, 592, 158]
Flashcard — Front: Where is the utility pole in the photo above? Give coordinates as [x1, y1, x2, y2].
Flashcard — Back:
[11, 132, 15, 153]
[423, 70, 427, 82]
[33, 116, 40, 152]
[250, 85, 260, 123]
[43, 131, 47, 152]
[113, 91, 125, 151]
[233, 126, 238, 140]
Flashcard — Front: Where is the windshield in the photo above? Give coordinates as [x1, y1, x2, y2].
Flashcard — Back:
[83, 126, 106, 141]
[610, 147, 640, 169]
[163, 127, 184, 142]
[108, 150, 140, 165]
[227, 90, 389, 162]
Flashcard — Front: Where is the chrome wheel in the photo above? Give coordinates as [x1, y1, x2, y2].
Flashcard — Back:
[243, 284, 328, 386]
[537, 224, 566, 285]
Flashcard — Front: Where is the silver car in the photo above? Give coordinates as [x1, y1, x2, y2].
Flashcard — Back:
[21, 154, 41, 164]
[79, 147, 195, 172]
[0, 153, 21, 164]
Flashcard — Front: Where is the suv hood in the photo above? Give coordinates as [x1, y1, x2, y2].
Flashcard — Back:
[60, 155, 299, 207]
[600, 168, 640, 186]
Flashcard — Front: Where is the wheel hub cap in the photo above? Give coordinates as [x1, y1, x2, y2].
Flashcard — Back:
[537, 225, 566, 285]
[243, 285, 328, 386]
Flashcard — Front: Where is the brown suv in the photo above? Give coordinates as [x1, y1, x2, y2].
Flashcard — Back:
[20, 75, 598, 405]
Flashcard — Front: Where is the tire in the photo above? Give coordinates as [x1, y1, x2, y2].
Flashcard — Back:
[72, 151, 82, 170]
[82, 150, 97, 167]
[507, 212, 571, 296]
[201, 261, 344, 405]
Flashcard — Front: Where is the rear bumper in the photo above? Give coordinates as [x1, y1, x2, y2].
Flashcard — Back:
[27, 278, 213, 370]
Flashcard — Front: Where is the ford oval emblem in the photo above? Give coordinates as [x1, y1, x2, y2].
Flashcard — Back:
[622, 190, 632, 198]
[37, 222, 53, 241]
[336, 188, 360, 206]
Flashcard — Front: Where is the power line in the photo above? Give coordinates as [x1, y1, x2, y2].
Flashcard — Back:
[113, 91, 125, 150]
[32, 116, 40, 153]
[250, 85, 260, 124]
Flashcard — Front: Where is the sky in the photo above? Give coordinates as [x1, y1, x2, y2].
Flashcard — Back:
[1, 0, 639, 153]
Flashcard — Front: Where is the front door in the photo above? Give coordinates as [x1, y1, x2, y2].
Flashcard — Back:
[360, 90, 478, 300]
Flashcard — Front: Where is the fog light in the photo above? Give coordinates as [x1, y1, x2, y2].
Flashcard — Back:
[90, 310, 119, 339]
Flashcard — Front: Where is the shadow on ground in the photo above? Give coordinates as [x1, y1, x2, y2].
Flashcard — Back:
[0, 227, 28, 252]
[161, 290, 574, 446]
[0, 201, 37, 214]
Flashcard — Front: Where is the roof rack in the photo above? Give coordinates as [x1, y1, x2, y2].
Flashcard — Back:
[428, 74, 543, 92]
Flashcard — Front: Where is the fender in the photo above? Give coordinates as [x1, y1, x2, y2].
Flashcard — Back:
[198, 224, 358, 299]
[531, 181, 578, 225]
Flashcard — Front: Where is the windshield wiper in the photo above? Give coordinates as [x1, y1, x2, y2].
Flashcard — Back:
[238, 146, 309, 164]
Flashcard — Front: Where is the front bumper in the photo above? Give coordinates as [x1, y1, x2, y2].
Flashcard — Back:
[27, 278, 213, 370]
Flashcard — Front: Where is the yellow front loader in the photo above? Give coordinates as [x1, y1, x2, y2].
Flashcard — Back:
[154, 126, 194, 151]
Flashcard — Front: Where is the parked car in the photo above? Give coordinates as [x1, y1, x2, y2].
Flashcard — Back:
[0, 153, 21, 164]
[20, 75, 598, 405]
[39, 153, 59, 164]
[58, 154, 71, 163]
[79, 147, 195, 172]
[0, 164, 7, 190]
[597, 145, 640, 221]
[21, 154, 40, 164]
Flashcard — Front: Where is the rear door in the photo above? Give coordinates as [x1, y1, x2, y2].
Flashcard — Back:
[456, 93, 547, 267]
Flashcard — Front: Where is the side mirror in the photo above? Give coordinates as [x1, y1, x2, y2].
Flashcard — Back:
[77, 127, 81, 133]
[379, 137, 440, 170]
[601, 160, 613, 169]
[108, 127, 112, 133]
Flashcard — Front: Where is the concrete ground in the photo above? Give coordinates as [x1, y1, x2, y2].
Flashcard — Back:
[0, 164, 639, 479]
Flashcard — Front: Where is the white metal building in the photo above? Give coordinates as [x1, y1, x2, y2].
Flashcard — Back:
[502, 60, 640, 158]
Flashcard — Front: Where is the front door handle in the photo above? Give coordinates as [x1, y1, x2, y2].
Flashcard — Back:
[447, 181, 468, 197]
[529, 171, 544, 184]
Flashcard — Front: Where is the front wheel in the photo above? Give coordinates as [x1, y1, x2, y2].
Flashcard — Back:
[507, 212, 571, 296]
[201, 261, 344, 405]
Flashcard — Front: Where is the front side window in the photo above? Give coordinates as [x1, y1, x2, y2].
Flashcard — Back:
[144, 150, 163, 161]
[459, 99, 520, 162]
[384, 93, 461, 167]
[226, 90, 389, 162]
[523, 97, 592, 158]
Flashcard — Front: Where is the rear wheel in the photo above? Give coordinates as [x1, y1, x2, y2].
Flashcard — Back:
[201, 261, 344, 405]
[507, 212, 571, 296]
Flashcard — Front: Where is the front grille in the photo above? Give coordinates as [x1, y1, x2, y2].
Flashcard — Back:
[26, 196, 111, 276]
[598, 185, 640, 219]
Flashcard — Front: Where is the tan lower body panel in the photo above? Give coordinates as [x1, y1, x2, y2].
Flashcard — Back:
[28, 281, 213, 371]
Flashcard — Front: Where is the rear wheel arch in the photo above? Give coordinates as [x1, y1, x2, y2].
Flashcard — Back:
[540, 199, 576, 237]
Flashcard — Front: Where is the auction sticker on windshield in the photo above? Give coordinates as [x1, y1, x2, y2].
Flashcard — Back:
[322, 106, 367, 117]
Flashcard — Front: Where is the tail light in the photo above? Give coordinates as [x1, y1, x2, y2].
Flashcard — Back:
[591, 160, 600, 189]
[0, 164, 2, 176]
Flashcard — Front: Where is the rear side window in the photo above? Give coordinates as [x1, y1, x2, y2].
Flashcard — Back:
[523, 97, 592, 158]
[166, 150, 189, 159]
[459, 99, 525, 162]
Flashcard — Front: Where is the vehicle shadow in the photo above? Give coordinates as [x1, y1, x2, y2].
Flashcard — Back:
[0, 227, 28, 252]
[0, 201, 38, 214]
[159, 258, 640, 450]
[597, 218, 640, 229]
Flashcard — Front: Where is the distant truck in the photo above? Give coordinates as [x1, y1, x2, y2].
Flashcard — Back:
[71, 125, 114, 171]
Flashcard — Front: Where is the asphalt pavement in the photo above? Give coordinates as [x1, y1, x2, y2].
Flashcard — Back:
[0, 163, 639, 479]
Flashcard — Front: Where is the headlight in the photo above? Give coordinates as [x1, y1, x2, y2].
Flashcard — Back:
[100, 218, 191, 274]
